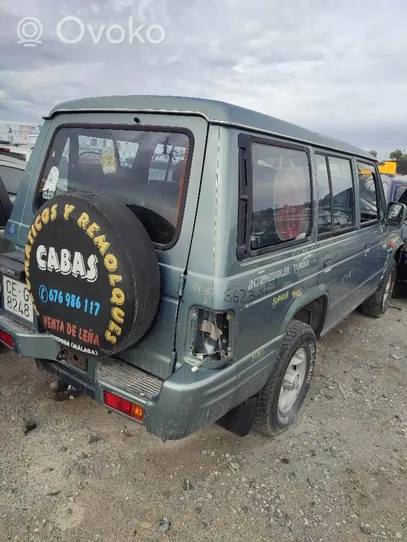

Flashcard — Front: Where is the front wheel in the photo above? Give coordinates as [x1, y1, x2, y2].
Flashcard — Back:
[255, 320, 316, 437]
[361, 260, 396, 318]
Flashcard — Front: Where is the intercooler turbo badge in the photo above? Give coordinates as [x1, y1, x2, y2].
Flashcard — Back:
[24, 199, 132, 357]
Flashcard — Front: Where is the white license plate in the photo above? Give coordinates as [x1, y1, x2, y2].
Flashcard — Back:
[2, 276, 34, 323]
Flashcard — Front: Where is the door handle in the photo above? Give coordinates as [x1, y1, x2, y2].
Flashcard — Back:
[323, 259, 333, 268]
[365, 243, 371, 250]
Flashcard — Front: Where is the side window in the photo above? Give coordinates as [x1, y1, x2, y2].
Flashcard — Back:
[382, 180, 389, 203]
[315, 154, 332, 234]
[77, 136, 139, 172]
[149, 142, 188, 183]
[357, 162, 382, 224]
[329, 156, 354, 230]
[315, 154, 354, 235]
[78, 135, 109, 166]
[251, 143, 312, 250]
[118, 141, 139, 168]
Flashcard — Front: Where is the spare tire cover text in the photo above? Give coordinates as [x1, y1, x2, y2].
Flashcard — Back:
[25, 201, 131, 356]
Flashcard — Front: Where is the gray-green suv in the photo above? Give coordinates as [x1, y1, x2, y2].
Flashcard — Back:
[0, 96, 405, 440]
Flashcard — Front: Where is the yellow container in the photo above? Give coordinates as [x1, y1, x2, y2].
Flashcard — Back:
[378, 161, 397, 175]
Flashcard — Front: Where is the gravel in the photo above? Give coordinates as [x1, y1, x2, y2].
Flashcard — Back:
[183, 479, 193, 491]
[0, 297, 406, 541]
[157, 518, 171, 533]
[23, 417, 37, 435]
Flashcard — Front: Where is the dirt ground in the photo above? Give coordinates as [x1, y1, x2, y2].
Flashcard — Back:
[1, 299, 407, 542]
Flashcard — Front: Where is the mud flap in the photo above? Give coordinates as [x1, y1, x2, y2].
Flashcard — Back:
[216, 396, 258, 437]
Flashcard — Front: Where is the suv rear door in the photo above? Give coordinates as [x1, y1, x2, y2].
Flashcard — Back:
[8, 111, 209, 379]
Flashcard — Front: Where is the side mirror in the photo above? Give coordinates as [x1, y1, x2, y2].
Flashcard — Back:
[385, 201, 407, 227]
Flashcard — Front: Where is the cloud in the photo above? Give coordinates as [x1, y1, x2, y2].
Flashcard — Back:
[0, 0, 406, 155]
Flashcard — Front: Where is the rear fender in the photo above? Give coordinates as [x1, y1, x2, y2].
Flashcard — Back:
[278, 287, 328, 338]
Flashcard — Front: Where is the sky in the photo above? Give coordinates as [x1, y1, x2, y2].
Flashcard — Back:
[0, 0, 407, 158]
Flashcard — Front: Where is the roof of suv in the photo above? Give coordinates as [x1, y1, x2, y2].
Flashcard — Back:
[46, 95, 373, 160]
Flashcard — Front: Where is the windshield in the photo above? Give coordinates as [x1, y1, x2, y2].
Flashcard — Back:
[37, 126, 191, 246]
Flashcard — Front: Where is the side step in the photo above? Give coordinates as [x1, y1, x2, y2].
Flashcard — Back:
[98, 357, 163, 401]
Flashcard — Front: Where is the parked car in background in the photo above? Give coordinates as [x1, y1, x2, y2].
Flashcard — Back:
[0, 120, 40, 161]
[381, 174, 407, 207]
[0, 151, 26, 203]
[381, 174, 407, 239]
[378, 160, 397, 176]
[381, 174, 407, 290]
[0, 151, 23, 254]
[0, 144, 33, 162]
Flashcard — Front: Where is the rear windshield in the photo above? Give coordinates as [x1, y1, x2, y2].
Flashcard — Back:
[37, 127, 192, 246]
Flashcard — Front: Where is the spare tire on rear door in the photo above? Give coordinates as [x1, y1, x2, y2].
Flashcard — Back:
[24, 193, 160, 358]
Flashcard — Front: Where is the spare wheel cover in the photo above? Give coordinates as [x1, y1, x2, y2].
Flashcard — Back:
[25, 193, 160, 358]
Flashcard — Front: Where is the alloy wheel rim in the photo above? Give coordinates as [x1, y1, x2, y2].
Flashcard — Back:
[382, 273, 394, 311]
[278, 347, 308, 414]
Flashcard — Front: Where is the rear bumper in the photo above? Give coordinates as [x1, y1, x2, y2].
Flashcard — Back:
[0, 314, 275, 440]
[0, 314, 60, 359]
[34, 355, 244, 440]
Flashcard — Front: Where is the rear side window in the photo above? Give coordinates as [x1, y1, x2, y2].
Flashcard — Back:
[329, 156, 354, 230]
[316, 154, 355, 235]
[251, 143, 312, 250]
[357, 161, 382, 224]
[37, 127, 192, 247]
[315, 155, 332, 234]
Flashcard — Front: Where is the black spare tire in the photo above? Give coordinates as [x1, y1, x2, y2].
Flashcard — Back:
[24, 193, 160, 358]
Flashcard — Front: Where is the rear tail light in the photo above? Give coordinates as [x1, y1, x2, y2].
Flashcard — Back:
[0, 329, 14, 349]
[189, 308, 233, 367]
[103, 390, 144, 422]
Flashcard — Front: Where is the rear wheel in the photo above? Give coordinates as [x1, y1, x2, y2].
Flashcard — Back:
[255, 320, 316, 437]
[361, 260, 396, 318]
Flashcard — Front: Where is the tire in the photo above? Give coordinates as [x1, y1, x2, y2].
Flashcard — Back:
[360, 260, 396, 318]
[25, 193, 161, 358]
[255, 320, 316, 437]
